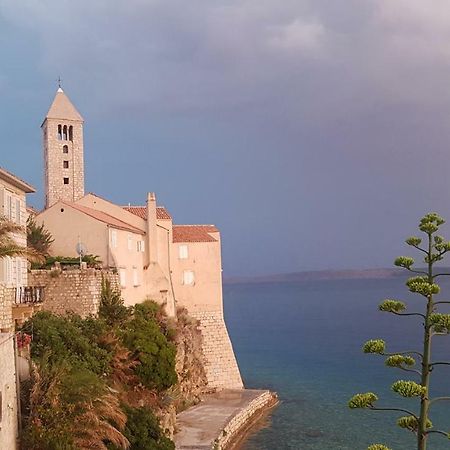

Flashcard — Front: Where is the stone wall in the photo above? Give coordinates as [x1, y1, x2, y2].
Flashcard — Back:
[28, 269, 119, 317]
[0, 284, 14, 332]
[190, 310, 243, 390]
[214, 390, 277, 450]
[0, 333, 18, 450]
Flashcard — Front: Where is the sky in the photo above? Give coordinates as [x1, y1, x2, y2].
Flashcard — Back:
[2, 1, 450, 276]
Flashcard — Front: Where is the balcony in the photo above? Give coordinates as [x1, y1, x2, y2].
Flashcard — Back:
[14, 286, 45, 305]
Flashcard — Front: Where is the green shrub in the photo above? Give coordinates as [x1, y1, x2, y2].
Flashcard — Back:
[121, 301, 177, 391]
[99, 277, 130, 327]
[120, 406, 174, 450]
[25, 311, 112, 375]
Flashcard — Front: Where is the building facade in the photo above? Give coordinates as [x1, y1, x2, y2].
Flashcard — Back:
[35, 88, 243, 389]
[0, 167, 35, 290]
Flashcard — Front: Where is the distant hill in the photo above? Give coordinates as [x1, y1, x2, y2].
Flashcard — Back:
[224, 268, 407, 284]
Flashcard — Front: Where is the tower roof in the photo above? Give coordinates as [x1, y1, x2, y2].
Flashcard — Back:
[44, 87, 84, 123]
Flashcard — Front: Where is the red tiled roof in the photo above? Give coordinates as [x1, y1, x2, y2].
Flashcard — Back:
[122, 206, 172, 220]
[61, 202, 145, 235]
[173, 225, 219, 243]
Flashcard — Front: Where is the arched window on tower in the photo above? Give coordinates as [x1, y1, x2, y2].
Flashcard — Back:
[63, 125, 68, 141]
[63, 145, 69, 154]
[69, 126, 73, 141]
[58, 125, 62, 140]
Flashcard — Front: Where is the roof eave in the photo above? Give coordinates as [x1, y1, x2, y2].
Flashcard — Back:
[0, 168, 36, 193]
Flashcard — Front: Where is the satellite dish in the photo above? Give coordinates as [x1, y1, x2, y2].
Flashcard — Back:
[76, 242, 87, 257]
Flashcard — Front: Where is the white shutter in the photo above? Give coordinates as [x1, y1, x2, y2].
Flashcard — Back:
[182, 270, 195, 286]
[179, 245, 188, 259]
[119, 268, 126, 287]
[111, 230, 117, 248]
[16, 258, 22, 285]
[15, 199, 21, 224]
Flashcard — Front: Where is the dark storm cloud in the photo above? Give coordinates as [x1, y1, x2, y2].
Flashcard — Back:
[2, 1, 450, 275]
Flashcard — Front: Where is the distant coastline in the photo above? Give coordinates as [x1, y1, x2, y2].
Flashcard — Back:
[224, 268, 414, 284]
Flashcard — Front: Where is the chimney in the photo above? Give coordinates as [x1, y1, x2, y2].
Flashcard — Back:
[146, 192, 158, 265]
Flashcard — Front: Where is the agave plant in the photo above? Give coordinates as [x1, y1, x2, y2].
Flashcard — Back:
[349, 213, 450, 450]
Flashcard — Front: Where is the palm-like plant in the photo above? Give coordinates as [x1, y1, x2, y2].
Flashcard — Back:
[0, 215, 43, 262]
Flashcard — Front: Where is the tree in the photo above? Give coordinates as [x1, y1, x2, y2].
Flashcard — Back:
[99, 277, 130, 327]
[121, 301, 177, 391]
[349, 213, 450, 450]
[27, 215, 54, 257]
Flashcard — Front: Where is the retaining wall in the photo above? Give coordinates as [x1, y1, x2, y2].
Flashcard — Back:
[0, 284, 14, 332]
[28, 269, 119, 317]
[190, 310, 243, 390]
[215, 390, 276, 449]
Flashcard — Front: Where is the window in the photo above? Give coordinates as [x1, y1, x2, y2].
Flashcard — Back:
[63, 145, 69, 154]
[182, 270, 195, 286]
[16, 258, 22, 285]
[137, 240, 145, 252]
[15, 199, 21, 224]
[179, 245, 188, 260]
[127, 235, 133, 251]
[63, 161, 69, 169]
[63, 177, 69, 184]
[119, 268, 126, 288]
[63, 125, 68, 140]
[4, 193, 13, 221]
[133, 268, 139, 287]
[58, 124, 62, 140]
[69, 126, 73, 141]
[3, 258, 12, 285]
[111, 230, 117, 248]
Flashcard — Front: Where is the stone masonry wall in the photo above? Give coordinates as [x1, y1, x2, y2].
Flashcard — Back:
[0, 333, 18, 450]
[190, 310, 243, 390]
[215, 390, 277, 450]
[0, 284, 14, 332]
[28, 269, 119, 317]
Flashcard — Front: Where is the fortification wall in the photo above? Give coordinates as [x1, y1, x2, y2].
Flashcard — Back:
[0, 284, 14, 332]
[190, 310, 243, 390]
[0, 333, 18, 450]
[28, 269, 119, 317]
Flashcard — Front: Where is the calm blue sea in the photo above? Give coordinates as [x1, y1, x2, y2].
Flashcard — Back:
[224, 278, 450, 450]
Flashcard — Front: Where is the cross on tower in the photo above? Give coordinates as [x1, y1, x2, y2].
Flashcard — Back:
[57, 76, 62, 89]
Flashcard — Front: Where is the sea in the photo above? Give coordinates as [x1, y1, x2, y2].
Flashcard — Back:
[223, 277, 450, 450]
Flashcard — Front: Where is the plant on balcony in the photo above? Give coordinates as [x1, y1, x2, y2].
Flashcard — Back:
[0, 215, 43, 262]
[349, 213, 450, 450]
[26, 216, 54, 258]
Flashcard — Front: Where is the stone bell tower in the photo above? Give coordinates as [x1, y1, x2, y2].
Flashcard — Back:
[42, 87, 85, 209]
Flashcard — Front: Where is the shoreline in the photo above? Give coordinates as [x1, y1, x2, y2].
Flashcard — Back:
[226, 394, 279, 450]
[174, 389, 278, 450]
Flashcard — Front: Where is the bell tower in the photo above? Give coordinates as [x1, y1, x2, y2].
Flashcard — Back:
[42, 87, 85, 208]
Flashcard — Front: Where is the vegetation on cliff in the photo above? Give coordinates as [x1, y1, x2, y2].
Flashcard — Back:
[20, 280, 181, 449]
[349, 213, 450, 450]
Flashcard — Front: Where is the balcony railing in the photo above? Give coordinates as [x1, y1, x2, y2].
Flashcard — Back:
[14, 286, 45, 305]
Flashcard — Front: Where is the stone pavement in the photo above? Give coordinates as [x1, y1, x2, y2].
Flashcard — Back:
[174, 389, 276, 450]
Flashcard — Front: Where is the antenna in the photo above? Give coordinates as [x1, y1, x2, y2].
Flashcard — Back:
[76, 236, 87, 266]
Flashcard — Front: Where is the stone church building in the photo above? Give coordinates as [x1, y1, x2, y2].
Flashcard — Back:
[35, 88, 243, 390]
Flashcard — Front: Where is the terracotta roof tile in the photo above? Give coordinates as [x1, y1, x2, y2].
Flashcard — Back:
[173, 225, 219, 243]
[61, 202, 144, 235]
[122, 206, 172, 220]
